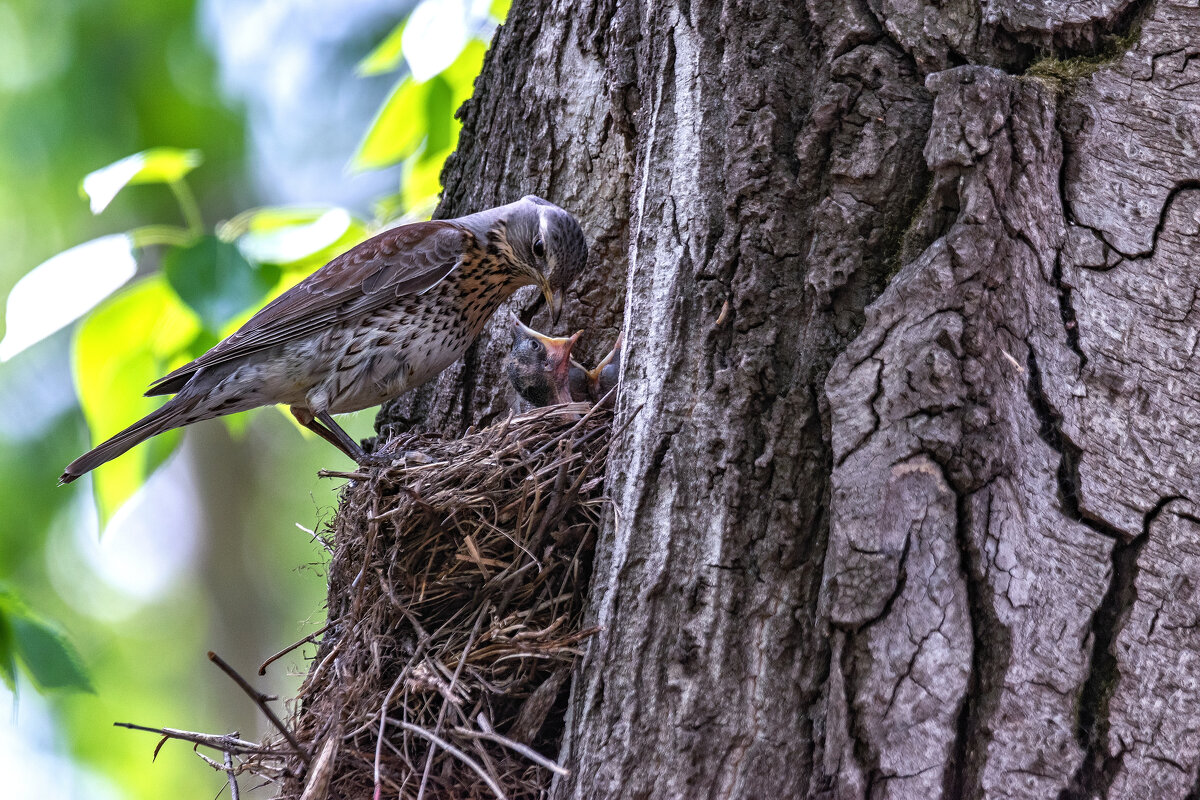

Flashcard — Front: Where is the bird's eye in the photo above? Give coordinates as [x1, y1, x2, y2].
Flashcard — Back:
[532, 237, 545, 259]
[524, 338, 543, 353]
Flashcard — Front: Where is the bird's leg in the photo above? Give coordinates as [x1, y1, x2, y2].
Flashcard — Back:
[316, 411, 414, 467]
[314, 411, 375, 464]
[290, 406, 366, 462]
[292, 407, 408, 467]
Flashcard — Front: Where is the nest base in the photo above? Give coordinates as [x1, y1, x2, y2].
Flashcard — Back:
[255, 403, 611, 800]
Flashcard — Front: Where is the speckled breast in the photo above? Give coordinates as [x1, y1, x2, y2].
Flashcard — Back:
[315, 257, 518, 415]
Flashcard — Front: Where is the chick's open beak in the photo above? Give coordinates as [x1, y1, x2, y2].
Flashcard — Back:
[587, 331, 625, 380]
[547, 330, 583, 404]
[510, 314, 581, 405]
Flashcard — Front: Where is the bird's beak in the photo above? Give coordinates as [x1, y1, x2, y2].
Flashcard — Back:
[589, 331, 624, 378]
[535, 274, 562, 324]
[549, 330, 583, 404]
[510, 312, 544, 341]
[510, 313, 580, 360]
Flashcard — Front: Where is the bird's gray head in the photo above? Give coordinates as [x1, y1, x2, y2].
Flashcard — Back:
[485, 195, 588, 322]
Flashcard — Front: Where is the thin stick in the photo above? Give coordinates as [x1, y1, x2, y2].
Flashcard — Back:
[295, 522, 333, 554]
[208, 651, 311, 761]
[527, 398, 612, 459]
[416, 607, 487, 800]
[373, 672, 407, 797]
[304, 635, 344, 690]
[400, 721, 508, 800]
[317, 469, 370, 480]
[113, 722, 270, 756]
[224, 749, 241, 800]
[451, 727, 569, 776]
[258, 624, 331, 675]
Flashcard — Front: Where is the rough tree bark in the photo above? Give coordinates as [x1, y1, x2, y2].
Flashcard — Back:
[371, 0, 1200, 797]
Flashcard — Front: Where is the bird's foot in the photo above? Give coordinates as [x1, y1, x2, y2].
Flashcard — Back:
[354, 449, 433, 469]
[353, 450, 394, 468]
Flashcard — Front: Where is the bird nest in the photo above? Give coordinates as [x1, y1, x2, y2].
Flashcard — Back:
[243, 401, 612, 799]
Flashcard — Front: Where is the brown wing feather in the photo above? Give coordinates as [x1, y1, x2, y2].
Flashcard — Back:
[146, 220, 470, 396]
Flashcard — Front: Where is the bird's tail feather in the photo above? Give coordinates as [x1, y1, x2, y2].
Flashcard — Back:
[60, 396, 198, 485]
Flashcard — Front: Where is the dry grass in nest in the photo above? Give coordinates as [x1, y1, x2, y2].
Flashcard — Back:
[243, 401, 612, 799]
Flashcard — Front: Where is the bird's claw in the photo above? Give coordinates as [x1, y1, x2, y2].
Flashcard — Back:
[354, 451, 393, 468]
[354, 449, 432, 468]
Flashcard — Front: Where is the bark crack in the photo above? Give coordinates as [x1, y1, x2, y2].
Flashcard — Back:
[877, 452, 1007, 800]
[835, 358, 884, 469]
[1093, 180, 1200, 261]
[1057, 495, 1183, 800]
[1052, 250, 1087, 369]
[1185, 755, 1200, 800]
[1024, 346, 1123, 540]
[840, 636, 883, 797]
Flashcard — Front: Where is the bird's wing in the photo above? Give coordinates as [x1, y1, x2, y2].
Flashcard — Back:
[147, 220, 471, 396]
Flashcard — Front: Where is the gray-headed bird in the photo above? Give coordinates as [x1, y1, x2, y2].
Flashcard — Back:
[61, 196, 587, 483]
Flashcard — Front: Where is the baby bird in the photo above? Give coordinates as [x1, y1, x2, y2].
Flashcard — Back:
[506, 317, 623, 407]
[589, 331, 624, 400]
[504, 314, 582, 407]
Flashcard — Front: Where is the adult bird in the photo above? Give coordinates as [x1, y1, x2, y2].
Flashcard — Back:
[61, 196, 588, 483]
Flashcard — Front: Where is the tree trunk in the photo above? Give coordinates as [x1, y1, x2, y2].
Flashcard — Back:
[373, 0, 1200, 797]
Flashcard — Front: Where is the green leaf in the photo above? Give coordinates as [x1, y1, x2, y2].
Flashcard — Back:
[0, 234, 137, 361]
[128, 225, 193, 249]
[489, 0, 513, 21]
[231, 207, 355, 266]
[73, 277, 200, 523]
[0, 614, 15, 693]
[350, 77, 425, 172]
[401, 0, 469, 82]
[221, 206, 341, 240]
[357, 20, 407, 76]
[397, 42, 487, 214]
[421, 75, 453, 159]
[0, 588, 92, 694]
[401, 144, 453, 216]
[80, 148, 203, 214]
[163, 235, 279, 333]
[11, 615, 92, 693]
[442, 39, 487, 107]
[351, 27, 486, 179]
[372, 192, 408, 225]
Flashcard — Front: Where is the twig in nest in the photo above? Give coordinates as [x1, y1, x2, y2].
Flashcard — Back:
[208, 651, 311, 761]
[300, 733, 340, 800]
[318, 469, 370, 480]
[451, 726, 568, 777]
[414, 606, 488, 800]
[295, 522, 333, 554]
[259, 623, 332, 675]
[400, 721, 508, 800]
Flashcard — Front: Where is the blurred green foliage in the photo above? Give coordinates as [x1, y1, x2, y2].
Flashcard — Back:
[72, 277, 192, 524]
[49, 0, 503, 523]
[0, 0, 509, 796]
[0, 586, 92, 694]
